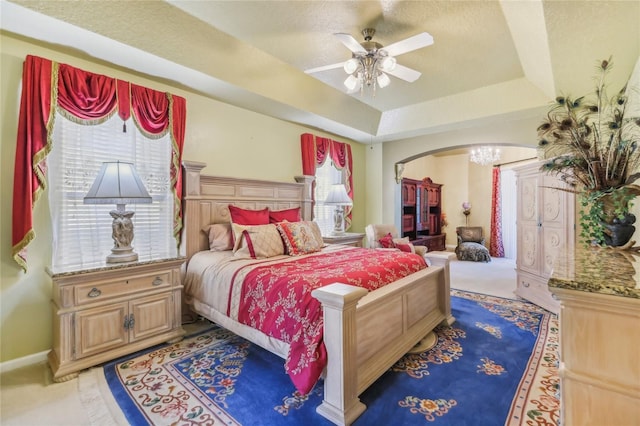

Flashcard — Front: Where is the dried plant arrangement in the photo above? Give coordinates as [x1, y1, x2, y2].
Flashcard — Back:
[537, 58, 640, 247]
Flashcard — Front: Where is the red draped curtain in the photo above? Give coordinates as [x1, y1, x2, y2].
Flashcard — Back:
[12, 55, 186, 272]
[490, 166, 505, 257]
[301, 133, 354, 229]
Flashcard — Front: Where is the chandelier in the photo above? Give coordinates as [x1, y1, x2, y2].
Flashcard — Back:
[342, 29, 397, 95]
[469, 146, 501, 166]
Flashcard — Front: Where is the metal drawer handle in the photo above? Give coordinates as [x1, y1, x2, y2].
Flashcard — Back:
[522, 282, 530, 288]
[124, 313, 135, 329]
[152, 277, 163, 286]
[88, 287, 102, 298]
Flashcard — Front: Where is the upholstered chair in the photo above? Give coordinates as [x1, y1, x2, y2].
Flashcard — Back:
[455, 226, 491, 262]
[365, 224, 428, 257]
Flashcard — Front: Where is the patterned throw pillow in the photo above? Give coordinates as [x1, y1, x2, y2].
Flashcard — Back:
[378, 232, 396, 248]
[202, 223, 233, 251]
[231, 223, 285, 259]
[228, 205, 270, 225]
[269, 207, 301, 224]
[276, 221, 324, 256]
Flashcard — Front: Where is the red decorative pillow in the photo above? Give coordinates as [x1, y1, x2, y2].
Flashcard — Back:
[395, 242, 414, 253]
[378, 232, 396, 249]
[269, 207, 301, 224]
[228, 205, 269, 225]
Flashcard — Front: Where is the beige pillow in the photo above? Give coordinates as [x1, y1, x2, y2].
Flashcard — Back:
[202, 223, 233, 251]
[372, 224, 398, 244]
[231, 223, 285, 259]
[392, 236, 411, 245]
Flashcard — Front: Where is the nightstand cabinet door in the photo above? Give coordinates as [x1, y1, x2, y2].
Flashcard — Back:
[75, 302, 129, 359]
[130, 292, 174, 341]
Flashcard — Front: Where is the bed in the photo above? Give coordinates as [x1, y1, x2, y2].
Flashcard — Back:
[181, 160, 455, 425]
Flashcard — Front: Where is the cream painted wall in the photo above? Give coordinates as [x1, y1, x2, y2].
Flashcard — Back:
[380, 116, 543, 235]
[399, 147, 537, 249]
[364, 143, 384, 227]
[430, 155, 470, 248]
[0, 34, 365, 363]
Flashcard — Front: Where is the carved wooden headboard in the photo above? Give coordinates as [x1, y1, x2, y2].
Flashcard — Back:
[182, 160, 314, 259]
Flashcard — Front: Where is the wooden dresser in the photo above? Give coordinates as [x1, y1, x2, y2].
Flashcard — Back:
[549, 248, 640, 425]
[48, 257, 185, 382]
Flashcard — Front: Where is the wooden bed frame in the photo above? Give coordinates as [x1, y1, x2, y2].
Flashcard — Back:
[181, 160, 455, 425]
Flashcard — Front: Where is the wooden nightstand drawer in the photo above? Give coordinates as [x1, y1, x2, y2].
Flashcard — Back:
[75, 271, 171, 305]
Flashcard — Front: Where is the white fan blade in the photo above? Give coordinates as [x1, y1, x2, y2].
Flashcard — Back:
[383, 32, 434, 57]
[305, 62, 345, 74]
[386, 64, 422, 83]
[334, 33, 366, 53]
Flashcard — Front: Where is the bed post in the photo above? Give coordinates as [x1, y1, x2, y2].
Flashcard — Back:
[294, 175, 315, 221]
[182, 161, 206, 260]
[425, 252, 456, 325]
[312, 283, 368, 426]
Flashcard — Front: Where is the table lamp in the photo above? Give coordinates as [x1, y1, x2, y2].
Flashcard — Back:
[324, 184, 352, 235]
[84, 161, 152, 263]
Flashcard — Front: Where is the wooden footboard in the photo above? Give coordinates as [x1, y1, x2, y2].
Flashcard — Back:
[312, 256, 454, 426]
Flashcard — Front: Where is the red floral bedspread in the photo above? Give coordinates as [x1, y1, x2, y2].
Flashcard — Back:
[227, 247, 427, 394]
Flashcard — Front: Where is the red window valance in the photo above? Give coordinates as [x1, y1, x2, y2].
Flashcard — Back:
[12, 55, 186, 272]
[300, 133, 354, 229]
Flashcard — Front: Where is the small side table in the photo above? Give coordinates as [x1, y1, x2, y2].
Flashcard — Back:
[323, 232, 365, 247]
[48, 257, 185, 382]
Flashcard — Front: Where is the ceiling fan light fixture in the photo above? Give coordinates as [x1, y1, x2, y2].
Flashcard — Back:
[344, 74, 360, 91]
[306, 28, 433, 96]
[380, 56, 397, 72]
[377, 72, 391, 88]
[343, 58, 359, 74]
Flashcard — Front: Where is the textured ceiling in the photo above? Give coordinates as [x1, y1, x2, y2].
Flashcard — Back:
[2, 0, 639, 144]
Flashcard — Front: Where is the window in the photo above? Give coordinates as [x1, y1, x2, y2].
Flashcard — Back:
[48, 113, 176, 270]
[314, 159, 345, 235]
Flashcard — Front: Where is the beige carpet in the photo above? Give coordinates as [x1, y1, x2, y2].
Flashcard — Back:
[448, 256, 517, 299]
[0, 255, 519, 426]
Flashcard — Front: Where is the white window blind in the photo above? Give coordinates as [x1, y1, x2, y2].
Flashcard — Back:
[314, 160, 346, 235]
[48, 112, 176, 270]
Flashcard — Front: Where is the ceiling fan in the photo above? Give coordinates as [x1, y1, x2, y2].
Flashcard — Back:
[305, 28, 434, 94]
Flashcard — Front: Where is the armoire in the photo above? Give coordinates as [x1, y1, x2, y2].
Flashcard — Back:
[513, 161, 575, 314]
[400, 177, 446, 252]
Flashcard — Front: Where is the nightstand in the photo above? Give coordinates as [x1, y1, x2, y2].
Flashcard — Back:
[47, 257, 185, 382]
[322, 232, 365, 247]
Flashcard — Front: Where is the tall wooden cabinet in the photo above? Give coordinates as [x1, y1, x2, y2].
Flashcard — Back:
[514, 162, 575, 314]
[401, 177, 445, 252]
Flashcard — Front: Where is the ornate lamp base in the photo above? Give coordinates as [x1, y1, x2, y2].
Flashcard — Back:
[107, 247, 139, 263]
[107, 207, 139, 263]
[332, 206, 346, 235]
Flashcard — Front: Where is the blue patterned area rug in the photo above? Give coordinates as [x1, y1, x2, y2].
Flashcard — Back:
[102, 290, 559, 425]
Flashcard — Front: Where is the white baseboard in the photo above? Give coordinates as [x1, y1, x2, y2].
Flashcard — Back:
[0, 350, 49, 374]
